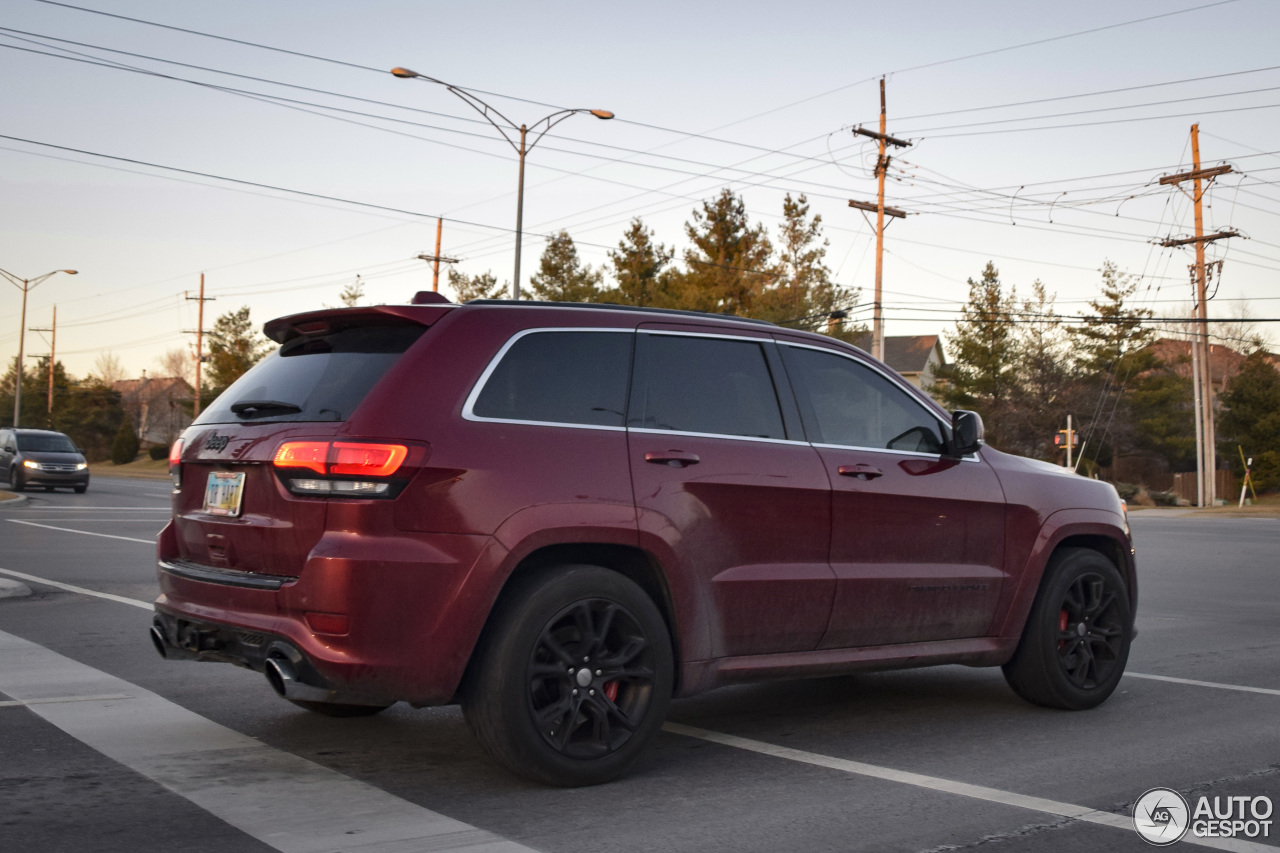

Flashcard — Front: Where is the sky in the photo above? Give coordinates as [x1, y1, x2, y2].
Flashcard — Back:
[2, 0, 1278, 382]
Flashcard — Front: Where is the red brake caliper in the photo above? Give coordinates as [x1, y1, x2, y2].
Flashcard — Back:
[603, 680, 619, 702]
[1058, 609, 1069, 649]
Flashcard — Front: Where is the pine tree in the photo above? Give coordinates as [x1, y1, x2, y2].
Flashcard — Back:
[447, 268, 506, 302]
[675, 189, 773, 316]
[528, 231, 602, 303]
[602, 219, 674, 307]
[933, 262, 1017, 447]
[111, 413, 140, 465]
[1071, 261, 1155, 466]
[1005, 281, 1076, 458]
[206, 307, 272, 397]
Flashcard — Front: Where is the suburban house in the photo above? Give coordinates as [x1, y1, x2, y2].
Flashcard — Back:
[112, 374, 195, 447]
[852, 333, 948, 393]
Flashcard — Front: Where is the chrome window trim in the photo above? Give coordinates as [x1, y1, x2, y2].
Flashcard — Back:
[780, 341, 980, 462]
[637, 328, 773, 342]
[628, 427, 809, 447]
[462, 327, 635, 428]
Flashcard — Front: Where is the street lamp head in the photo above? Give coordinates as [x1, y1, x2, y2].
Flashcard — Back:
[590, 110, 615, 120]
[63, 270, 78, 275]
[390, 67, 420, 79]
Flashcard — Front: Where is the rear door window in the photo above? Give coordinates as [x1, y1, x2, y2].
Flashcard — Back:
[468, 330, 633, 428]
[628, 334, 787, 440]
[195, 324, 425, 425]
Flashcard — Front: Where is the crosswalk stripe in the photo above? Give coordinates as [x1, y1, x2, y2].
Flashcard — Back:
[0, 629, 534, 853]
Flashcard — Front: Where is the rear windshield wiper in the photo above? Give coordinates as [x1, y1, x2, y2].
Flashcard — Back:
[230, 399, 303, 418]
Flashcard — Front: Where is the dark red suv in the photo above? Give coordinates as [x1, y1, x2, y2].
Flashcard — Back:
[151, 297, 1135, 786]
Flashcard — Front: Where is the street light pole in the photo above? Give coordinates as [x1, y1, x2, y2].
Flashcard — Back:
[0, 268, 76, 428]
[391, 67, 613, 300]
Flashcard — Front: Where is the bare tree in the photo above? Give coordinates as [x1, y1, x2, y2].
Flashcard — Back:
[92, 351, 127, 386]
[154, 347, 194, 385]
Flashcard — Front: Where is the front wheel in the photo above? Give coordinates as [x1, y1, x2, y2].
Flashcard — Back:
[1003, 548, 1132, 710]
[462, 565, 673, 787]
[9, 468, 24, 491]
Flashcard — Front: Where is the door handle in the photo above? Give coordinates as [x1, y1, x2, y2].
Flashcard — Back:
[838, 463, 883, 480]
[645, 451, 700, 468]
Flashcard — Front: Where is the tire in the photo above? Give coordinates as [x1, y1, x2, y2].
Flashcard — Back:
[285, 699, 392, 718]
[74, 485, 87, 494]
[461, 565, 674, 787]
[1003, 548, 1132, 710]
[9, 468, 24, 492]
[43, 486, 54, 492]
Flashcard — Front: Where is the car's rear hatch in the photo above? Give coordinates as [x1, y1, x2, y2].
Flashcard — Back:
[169, 305, 444, 578]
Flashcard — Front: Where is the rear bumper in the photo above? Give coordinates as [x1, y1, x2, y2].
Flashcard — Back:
[153, 521, 506, 706]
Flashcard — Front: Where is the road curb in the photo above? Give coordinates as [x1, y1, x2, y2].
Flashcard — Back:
[0, 491, 29, 508]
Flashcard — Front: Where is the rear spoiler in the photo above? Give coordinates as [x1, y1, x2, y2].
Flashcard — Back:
[264, 303, 454, 345]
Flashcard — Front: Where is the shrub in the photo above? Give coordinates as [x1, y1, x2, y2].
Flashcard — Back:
[148, 444, 169, 461]
[1112, 482, 1140, 501]
[111, 415, 140, 465]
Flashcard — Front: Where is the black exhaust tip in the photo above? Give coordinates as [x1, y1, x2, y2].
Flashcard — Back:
[149, 625, 169, 659]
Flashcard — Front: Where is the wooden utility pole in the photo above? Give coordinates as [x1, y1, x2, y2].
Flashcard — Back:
[849, 78, 910, 361]
[416, 218, 458, 293]
[29, 307, 56, 414]
[184, 274, 214, 417]
[1159, 124, 1237, 507]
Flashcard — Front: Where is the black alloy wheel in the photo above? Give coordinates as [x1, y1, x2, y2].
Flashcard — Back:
[462, 565, 673, 787]
[1055, 571, 1126, 690]
[528, 598, 656, 760]
[1002, 548, 1132, 710]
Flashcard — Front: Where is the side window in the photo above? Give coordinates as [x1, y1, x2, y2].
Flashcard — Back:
[471, 331, 632, 427]
[785, 346, 945, 453]
[629, 334, 786, 440]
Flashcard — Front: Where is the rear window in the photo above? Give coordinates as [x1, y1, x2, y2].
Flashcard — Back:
[195, 324, 425, 425]
[470, 330, 632, 427]
[17, 433, 77, 453]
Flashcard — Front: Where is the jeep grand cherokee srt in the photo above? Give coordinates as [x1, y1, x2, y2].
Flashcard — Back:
[151, 296, 1135, 786]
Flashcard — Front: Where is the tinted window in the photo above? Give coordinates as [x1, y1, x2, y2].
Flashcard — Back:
[195, 324, 425, 425]
[16, 432, 77, 453]
[785, 346, 945, 453]
[629, 335, 786, 439]
[472, 331, 632, 427]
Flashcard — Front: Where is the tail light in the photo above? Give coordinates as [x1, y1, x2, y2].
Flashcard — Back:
[169, 438, 184, 489]
[273, 440, 414, 497]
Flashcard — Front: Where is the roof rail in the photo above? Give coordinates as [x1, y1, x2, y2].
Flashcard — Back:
[464, 299, 777, 327]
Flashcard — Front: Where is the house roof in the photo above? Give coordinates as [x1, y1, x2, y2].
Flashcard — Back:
[112, 376, 194, 398]
[1146, 338, 1247, 384]
[850, 334, 944, 374]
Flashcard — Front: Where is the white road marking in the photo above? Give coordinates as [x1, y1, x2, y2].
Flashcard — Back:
[1128, 671, 1280, 697]
[0, 693, 132, 708]
[663, 723, 1274, 852]
[7, 519, 155, 543]
[0, 567, 153, 610]
[0, 629, 535, 853]
[5, 505, 169, 510]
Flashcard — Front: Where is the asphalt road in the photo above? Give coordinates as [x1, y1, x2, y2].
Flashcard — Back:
[1, 477, 1277, 853]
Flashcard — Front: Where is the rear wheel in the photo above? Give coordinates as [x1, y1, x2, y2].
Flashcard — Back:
[1003, 548, 1131, 710]
[286, 699, 391, 718]
[462, 565, 673, 787]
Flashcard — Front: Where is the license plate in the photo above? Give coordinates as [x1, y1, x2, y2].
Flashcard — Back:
[203, 471, 246, 517]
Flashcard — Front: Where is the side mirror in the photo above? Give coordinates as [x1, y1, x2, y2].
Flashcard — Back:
[949, 410, 984, 456]
[76, 446, 86, 454]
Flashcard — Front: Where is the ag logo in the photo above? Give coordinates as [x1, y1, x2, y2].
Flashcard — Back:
[1134, 787, 1190, 846]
